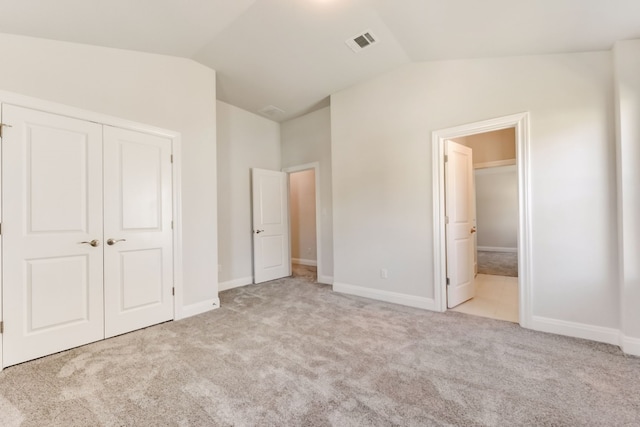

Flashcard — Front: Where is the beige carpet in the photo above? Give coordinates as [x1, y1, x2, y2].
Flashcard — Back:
[291, 263, 317, 281]
[478, 251, 518, 277]
[0, 271, 639, 426]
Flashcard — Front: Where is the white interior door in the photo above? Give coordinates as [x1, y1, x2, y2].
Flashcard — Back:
[252, 168, 290, 284]
[103, 126, 174, 338]
[2, 105, 104, 366]
[446, 140, 476, 308]
[472, 175, 478, 276]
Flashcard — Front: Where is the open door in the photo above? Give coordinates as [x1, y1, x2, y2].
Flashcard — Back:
[252, 168, 290, 283]
[446, 140, 476, 308]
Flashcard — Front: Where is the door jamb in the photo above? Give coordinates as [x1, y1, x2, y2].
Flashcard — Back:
[170, 136, 187, 319]
[432, 112, 532, 327]
[283, 162, 323, 282]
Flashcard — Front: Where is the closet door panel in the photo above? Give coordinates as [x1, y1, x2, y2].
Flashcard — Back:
[2, 105, 104, 367]
[103, 126, 173, 338]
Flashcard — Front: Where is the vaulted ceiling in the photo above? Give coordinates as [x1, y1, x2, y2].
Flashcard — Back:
[1, 0, 639, 121]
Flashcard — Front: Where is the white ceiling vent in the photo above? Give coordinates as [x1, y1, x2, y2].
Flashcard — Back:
[345, 30, 378, 53]
[259, 105, 285, 118]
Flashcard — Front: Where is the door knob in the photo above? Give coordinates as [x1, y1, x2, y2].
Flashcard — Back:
[80, 239, 100, 247]
[255, 230, 264, 234]
[107, 238, 127, 246]
[470, 227, 477, 234]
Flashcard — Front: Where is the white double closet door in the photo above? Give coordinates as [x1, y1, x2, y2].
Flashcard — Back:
[2, 105, 174, 367]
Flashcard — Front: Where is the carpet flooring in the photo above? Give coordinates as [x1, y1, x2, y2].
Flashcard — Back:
[292, 263, 317, 281]
[477, 251, 518, 277]
[1, 272, 639, 426]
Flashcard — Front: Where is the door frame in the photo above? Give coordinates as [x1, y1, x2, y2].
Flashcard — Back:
[432, 112, 532, 327]
[0, 90, 184, 370]
[282, 162, 323, 282]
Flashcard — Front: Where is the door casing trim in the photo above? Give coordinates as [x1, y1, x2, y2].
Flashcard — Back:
[431, 112, 532, 327]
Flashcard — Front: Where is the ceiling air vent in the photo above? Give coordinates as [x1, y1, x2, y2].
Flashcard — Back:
[345, 30, 378, 53]
[259, 105, 285, 118]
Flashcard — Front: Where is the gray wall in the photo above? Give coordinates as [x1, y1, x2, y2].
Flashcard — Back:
[475, 166, 518, 250]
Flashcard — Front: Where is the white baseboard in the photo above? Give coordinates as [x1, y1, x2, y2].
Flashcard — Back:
[620, 335, 640, 356]
[292, 258, 317, 267]
[530, 315, 620, 346]
[218, 276, 253, 292]
[178, 298, 220, 320]
[333, 282, 437, 311]
[318, 275, 334, 285]
[478, 246, 518, 253]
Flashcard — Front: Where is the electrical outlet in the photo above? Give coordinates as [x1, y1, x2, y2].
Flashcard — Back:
[380, 268, 388, 279]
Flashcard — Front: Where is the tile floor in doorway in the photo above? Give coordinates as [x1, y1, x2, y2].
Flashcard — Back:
[451, 274, 519, 322]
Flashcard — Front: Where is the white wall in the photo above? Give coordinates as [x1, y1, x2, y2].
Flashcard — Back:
[614, 40, 640, 351]
[281, 107, 334, 283]
[217, 101, 281, 289]
[289, 170, 317, 265]
[475, 166, 518, 250]
[0, 33, 218, 312]
[331, 52, 618, 332]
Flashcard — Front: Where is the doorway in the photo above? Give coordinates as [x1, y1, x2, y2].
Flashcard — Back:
[432, 113, 532, 327]
[448, 128, 519, 322]
[283, 163, 322, 283]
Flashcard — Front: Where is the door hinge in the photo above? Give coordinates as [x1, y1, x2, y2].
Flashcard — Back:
[445, 216, 449, 224]
[171, 220, 174, 230]
[0, 222, 2, 235]
[446, 277, 450, 286]
[172, 287, 175, 296]
[444, 154, 448, 162]
[0, 321, 3, 334]
[170, 154, 173, 163]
